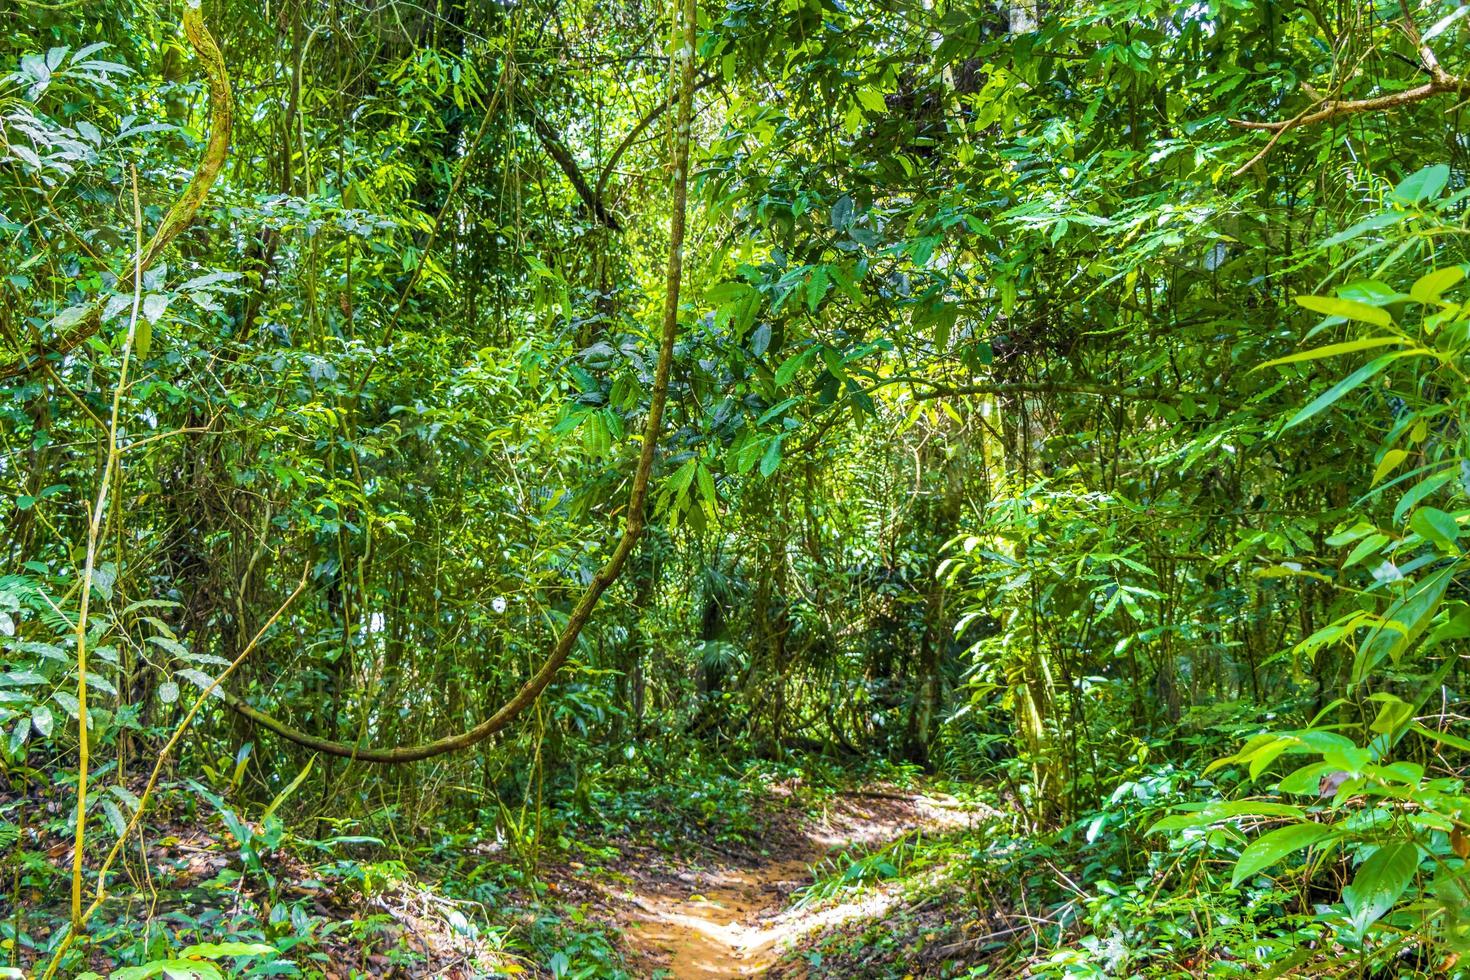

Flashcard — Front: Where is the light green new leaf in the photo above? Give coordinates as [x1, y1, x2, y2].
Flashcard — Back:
[177, 942, 275, 959]
[261, 755, 314, 821]
[1372, 450, 1407, 487]
[1409, 266, 1464, 304]
[1294, 295, 1393, 328]
[1256, 336, 1409, 370]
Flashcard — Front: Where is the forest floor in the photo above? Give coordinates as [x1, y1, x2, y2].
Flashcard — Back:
[7, 774, 998, 978]
[553, 788, 979, 978]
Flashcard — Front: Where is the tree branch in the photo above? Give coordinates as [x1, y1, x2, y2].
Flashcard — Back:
[1228, 20, 1468, 176]
[530, 75, 717, 232]
[530, 112, 622, 230]
[592, 75, 717, 206]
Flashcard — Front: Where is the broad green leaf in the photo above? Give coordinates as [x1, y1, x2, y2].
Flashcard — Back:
[1354, 566, 1455, 684]
[1343, 842, 1418, 935]
[774, 349, 813, 387]
[705, 281, 753, 305]
[1277, 761, 1337, 795]
[142, 293, 169, 324]
[1409, 506, 1459, 550]
[111, 963, 224, 980]
[759, 434, 784, 477]
[99, 797, 126, 836]
[830, 194, 854, 230]
[1231, 822, 1335, 886]
[1393, 469, 1456, 524]
[1393, 164, 1450, 204]
[1409, 266, 1464, 304]
[176, 942, 275, 959]
[0, 670, 47, 686]
[1368, 697, 1414, 735]
[1372, 450, 1407, 487]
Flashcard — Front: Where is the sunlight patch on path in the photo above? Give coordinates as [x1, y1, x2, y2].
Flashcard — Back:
[619, 793, 976, 977]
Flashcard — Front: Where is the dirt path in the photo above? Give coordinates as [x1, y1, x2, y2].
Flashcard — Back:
[612, 791, 971, 978]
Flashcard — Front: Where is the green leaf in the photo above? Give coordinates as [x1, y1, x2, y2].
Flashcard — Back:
[1409, 266, 1464, 304]
[1354, 566, 1455, 684]
[1410, 723, 1470, 753]
[1277, 762, 1337, 796]
[30, 704, 52, 737]
[1283, 353, 1407, 430]
[142, 293, 169, 324]
[1372, 450, 1407, 487]
[261, 755, 314, 821]
[1393, 468, 1455, 524]
[0, 670, 47, 686]
[669, 458, 697, 497]
[830, 195, 854, 230]
[1343, 842, 1418, 935]
[1256, 336, 1409, 370]
[1294, 295, 1393, 328]
[112, 963, 225, 980]
[1409, 506, 1459, 550]
[1146, 799, 1304, 833]
[705, 281, 754, 306]
[134, 318, 152, 359]
[759, 434, 785, 477]
[176, 942, 275, 959]
[1321, 211, 1403, 247]
[696, 463, 717, 511]
[855, 88, 887, 112]
[1231, 822, 1335, 886]
[99, 797, 126, 837]
[49, 303, 93, 331]
[774, 349, 813, 387]
[1393, 164, 1450, 204]
[1368, 696, 1415, 735]
[806, 265, 830, 311]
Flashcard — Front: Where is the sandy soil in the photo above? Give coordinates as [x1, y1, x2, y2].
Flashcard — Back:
[612, 791, 973, 978]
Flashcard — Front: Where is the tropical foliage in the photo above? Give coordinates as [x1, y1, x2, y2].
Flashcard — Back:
[4, 0, 1470, 976]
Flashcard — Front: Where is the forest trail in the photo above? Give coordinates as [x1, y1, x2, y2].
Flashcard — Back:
[612, 791, 973, 977]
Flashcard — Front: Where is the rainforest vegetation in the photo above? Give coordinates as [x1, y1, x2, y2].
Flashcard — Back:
[4, 0, 1470, 976]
